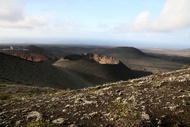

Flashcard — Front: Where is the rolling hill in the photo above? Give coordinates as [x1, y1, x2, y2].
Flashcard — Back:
[0, 53, 113, 89]
[98, 46, 148, 58]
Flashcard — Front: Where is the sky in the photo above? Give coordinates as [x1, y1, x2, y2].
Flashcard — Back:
[0, 0, 190, 48]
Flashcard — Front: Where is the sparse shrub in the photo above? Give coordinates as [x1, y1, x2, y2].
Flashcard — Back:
[153, 71, 159, 75]
[0, 84, 6, 87]
[26, 119, 52, 127]
[0, 93, 10, 100]
[108, 100, 140, 127]
[182, 65, 189, 69]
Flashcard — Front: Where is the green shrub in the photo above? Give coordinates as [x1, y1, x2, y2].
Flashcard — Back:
[182, 65, 189, 69]
[26, 119, 52, 127]
[0, 93, 10, 100]
[108, 100, 140, 126]
[0, 84, 6, 87]
[153, 71, 159, 75]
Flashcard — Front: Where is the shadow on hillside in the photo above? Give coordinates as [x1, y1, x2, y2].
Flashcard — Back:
[0, 77, 23, 85]
[133, 70, 152, 78]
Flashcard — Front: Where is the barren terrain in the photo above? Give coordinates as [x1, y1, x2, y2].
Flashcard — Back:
[0, 68, 190, 126]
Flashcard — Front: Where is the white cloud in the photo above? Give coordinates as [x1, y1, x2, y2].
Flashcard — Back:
[0, 0, 24, 22]
[121, 0, 190, 32]
[0, 16, 49, 29]
[152, 0, 190, 31]
[132, 11, 150, 31]
[98, 23, 108, 29]
[0, 0, 49, 29]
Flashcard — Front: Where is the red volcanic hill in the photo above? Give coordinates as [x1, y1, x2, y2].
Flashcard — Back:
[10, 53, 49, 62]
[53, 53, 137, 81]
[63, 53, 120, 64]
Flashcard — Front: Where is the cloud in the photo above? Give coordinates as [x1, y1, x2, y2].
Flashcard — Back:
[0, 0, 24, 22]
[132, 11, 150, 31]
[98, 23, 108, 29]
[119, 0, 190, 32]
[0, 0, 49, 29]
[0, 15, 49, 29]
[152, 0, 190, 31]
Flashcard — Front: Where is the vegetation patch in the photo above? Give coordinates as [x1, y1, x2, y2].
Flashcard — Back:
[182, 65, 189, 69]
[0, 93, 10, 100]
[108, 100, 141, 127]
[26, 119, 52, 127]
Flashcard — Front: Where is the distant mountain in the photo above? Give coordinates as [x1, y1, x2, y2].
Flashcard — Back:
[53, 53, 137, 81]
[0, 53, 112, 89]
[25, 45, 45, 54]
[96, 46, 186, 72]
[99, 47, 148, 58]
[142, 48, 190, 57]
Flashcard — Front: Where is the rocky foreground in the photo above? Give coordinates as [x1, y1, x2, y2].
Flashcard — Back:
[1, 68, 190, 127]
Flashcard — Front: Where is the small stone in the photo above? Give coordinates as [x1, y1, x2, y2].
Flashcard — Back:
[89, 112, 98, 117]
[85, 100, 96, 105]
[73, 112, 79, 116]
[52, 97, 60, 102]
[141, 112, 150, 120]
[176, 110, 184, 114]
[68, 124, 78, 127]
[65, 104, 70, 108]
[157, 119, 162, 125]
[0, 111, 7, 116]
[22, 108, 29, 113]
[141, 105, 146, 110]
[116, 89, 121, 93]
[96, 86, 102, 89]
[179, 89, 185, 92]
[115, 97, 122, 101]
[74, 98, 84, 104]
[161, 115, 166, 118]
[27, 111, 42, 121]
[119, 92, 123, 96]
[182, 100, 187, 106]
[2, 103, 10, 107]
[52, 118, 64, 124]
[169, 104, 178, 111]
[15, 120, 22, 127]
[62, 109, 67, 113]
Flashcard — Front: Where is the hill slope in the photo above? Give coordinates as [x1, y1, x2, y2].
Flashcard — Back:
[1, 68, 190, 126]
[0, 53, 111, 89]
[99, 47, 148, 58]
[53, 53, 137, 81]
